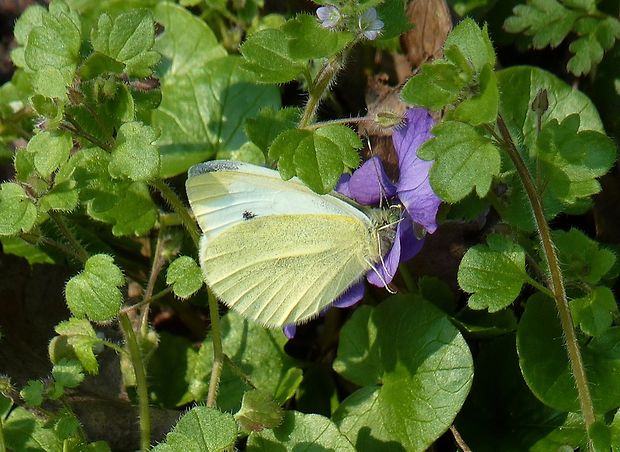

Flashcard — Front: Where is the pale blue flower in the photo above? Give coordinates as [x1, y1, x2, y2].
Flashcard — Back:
[316, 5, 342, 29]
[358, 7, 384, 40]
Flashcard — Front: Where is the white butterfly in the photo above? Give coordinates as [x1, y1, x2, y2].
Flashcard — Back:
[186, 160, 398, 328]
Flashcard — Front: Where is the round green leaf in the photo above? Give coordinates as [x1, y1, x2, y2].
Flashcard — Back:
[0, 182, 37, 236]
[458, 234, 526, 312]
[518, 293, 620, 413]
[108, 122, 159, 181]
[247, 411, 355, 451]
[152, 406, 237, 452]
[26, 130, 72, 178]
[333, 295, 473, 450]
[166, 256, 203, 299]
[65, 254, 124, 321]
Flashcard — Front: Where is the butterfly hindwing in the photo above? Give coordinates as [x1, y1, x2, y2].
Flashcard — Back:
[186, 161, 382, 327]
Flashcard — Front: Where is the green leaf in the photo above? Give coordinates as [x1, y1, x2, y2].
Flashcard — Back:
[54, 318, 99, 374]
[247, 411, 355, 451]
[240, 28, 306, 83]
[216, 142, 266, 165]
[22, 1, 81, 99]
[282, 14, 352, 59]
[65, 254, 124, 322]
[332, 296, 473, 450]
[152, 406, 237, 452]
[0, 183, 37, 236]
[245, 107, 301, 155]
[449, 63, 499, 125]
[376, 0, 413, 40]
[21, 380, 44, 406]
[458, 234, 527, 312]
[235, 389, 284, 433]
[78, 51, 125, 79]
[148, 332, 199, 407]
[4, 407, 63, 451]
[568, 17, 620, 76]
[0, 236, 55, 265]
[154, 2, 226, 78]
[518, 293, 620, 413]
[453, 308, 518, 338]
[571, 286, 617, 337]
[456, 334, 586, 450]
[268, 125, 361, 194]
[400, 63, 466, 110]
[612, 410, 620, 452]
[443, 18, 496, 73]
[72, 148, 157, 235]
[39, 180, 79, 212]
[91, 9, 160, 77]
[166, 256, 203, 299]
[26, 130, 72, 178]
[154, 56, 280, 178]
[504, 0, 579, 49]
[109, 122, 159, 181]
[535, 114, 616, 206]
[553, 228, 616, 285]
[417, 121, 500, 202]
[52, 359, 84, 388]
[187, 312, 303, 411]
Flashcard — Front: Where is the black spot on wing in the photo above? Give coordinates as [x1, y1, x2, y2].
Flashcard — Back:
[243, 210, 257, 220]
[188, 160, 241, 177]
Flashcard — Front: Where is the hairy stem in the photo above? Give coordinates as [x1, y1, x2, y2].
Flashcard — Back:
[299, 54, 344, 128]
[150, 179, 201, 248]
[0, 415, 5, 452]
[497, 116, 596, 439]
[48, 211, 89, 264]
[119, 313, 151, 452]
[140, 226, 167, 337]
[206, 289, 224, 408]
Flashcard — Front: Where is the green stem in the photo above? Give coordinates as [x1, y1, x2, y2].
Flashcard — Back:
[99, 339, 129, 356]
[60, 120, 112, 152]
[497, 116, 596, 441]
[398, 265, 416, 292]
[140, 226, 166, 337]
[0, 414, 6, 452]
[119, 313, 151, 451]
[223, 355, 256, 389]
[304, 115, 373, 131]
[49, 212, 89, 264]
[206, 289, 224, 408]
[299, 54, 344, 128]
[150, 180, 201, 248]
[20, 233, 84, 263]
[120, 287, 174, 315]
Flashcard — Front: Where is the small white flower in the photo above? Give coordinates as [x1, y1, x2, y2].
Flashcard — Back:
[316, 5, 342, 29]
[358, 7, 384, 40]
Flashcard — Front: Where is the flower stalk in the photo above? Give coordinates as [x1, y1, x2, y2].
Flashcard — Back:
[496, 115, 595, 445]
[119, 312, 151, 452]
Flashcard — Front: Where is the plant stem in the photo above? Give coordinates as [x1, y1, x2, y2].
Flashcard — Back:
[48, 212, 89, 264]
[60, 119, 112, 152]
[304, 115, 373, 131]
[299, 54, 344, 128]
[20, 233, 84, 263]
[140, 226, 167, 337]
[206, 289, 224, 408]
[150, 180, 201, 248]
[120, 286, 174, 315]
[0, 415, 5, 452]
[119, 312, 151, 452]
[497, 116, 596, 439]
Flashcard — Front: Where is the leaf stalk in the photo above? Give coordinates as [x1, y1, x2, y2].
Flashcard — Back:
[496, 115, 595, 445]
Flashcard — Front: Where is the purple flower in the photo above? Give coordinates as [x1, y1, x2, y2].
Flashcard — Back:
[284, 108, 440, 339]
[316, 5, 342, 29]
[358, 8, 384, 40]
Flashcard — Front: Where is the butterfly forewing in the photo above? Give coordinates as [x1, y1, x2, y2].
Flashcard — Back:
[186, 161, 383, 327]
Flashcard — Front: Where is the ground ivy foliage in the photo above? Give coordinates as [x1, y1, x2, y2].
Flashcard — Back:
[333, 296, 473, 450]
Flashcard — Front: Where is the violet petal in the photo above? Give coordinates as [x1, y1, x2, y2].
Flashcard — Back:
[283, 324, 296, 339]
[393, 108, 441, 233]
[337, 156, 396, 205]
[332, 281, 366, 308]
[397, 213, 425, 262]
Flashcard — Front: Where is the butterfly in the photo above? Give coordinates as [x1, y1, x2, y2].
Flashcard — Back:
[186, 160, 399, 328]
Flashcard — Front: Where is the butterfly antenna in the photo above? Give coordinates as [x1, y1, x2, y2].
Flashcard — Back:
[365, 258, 397, 294]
